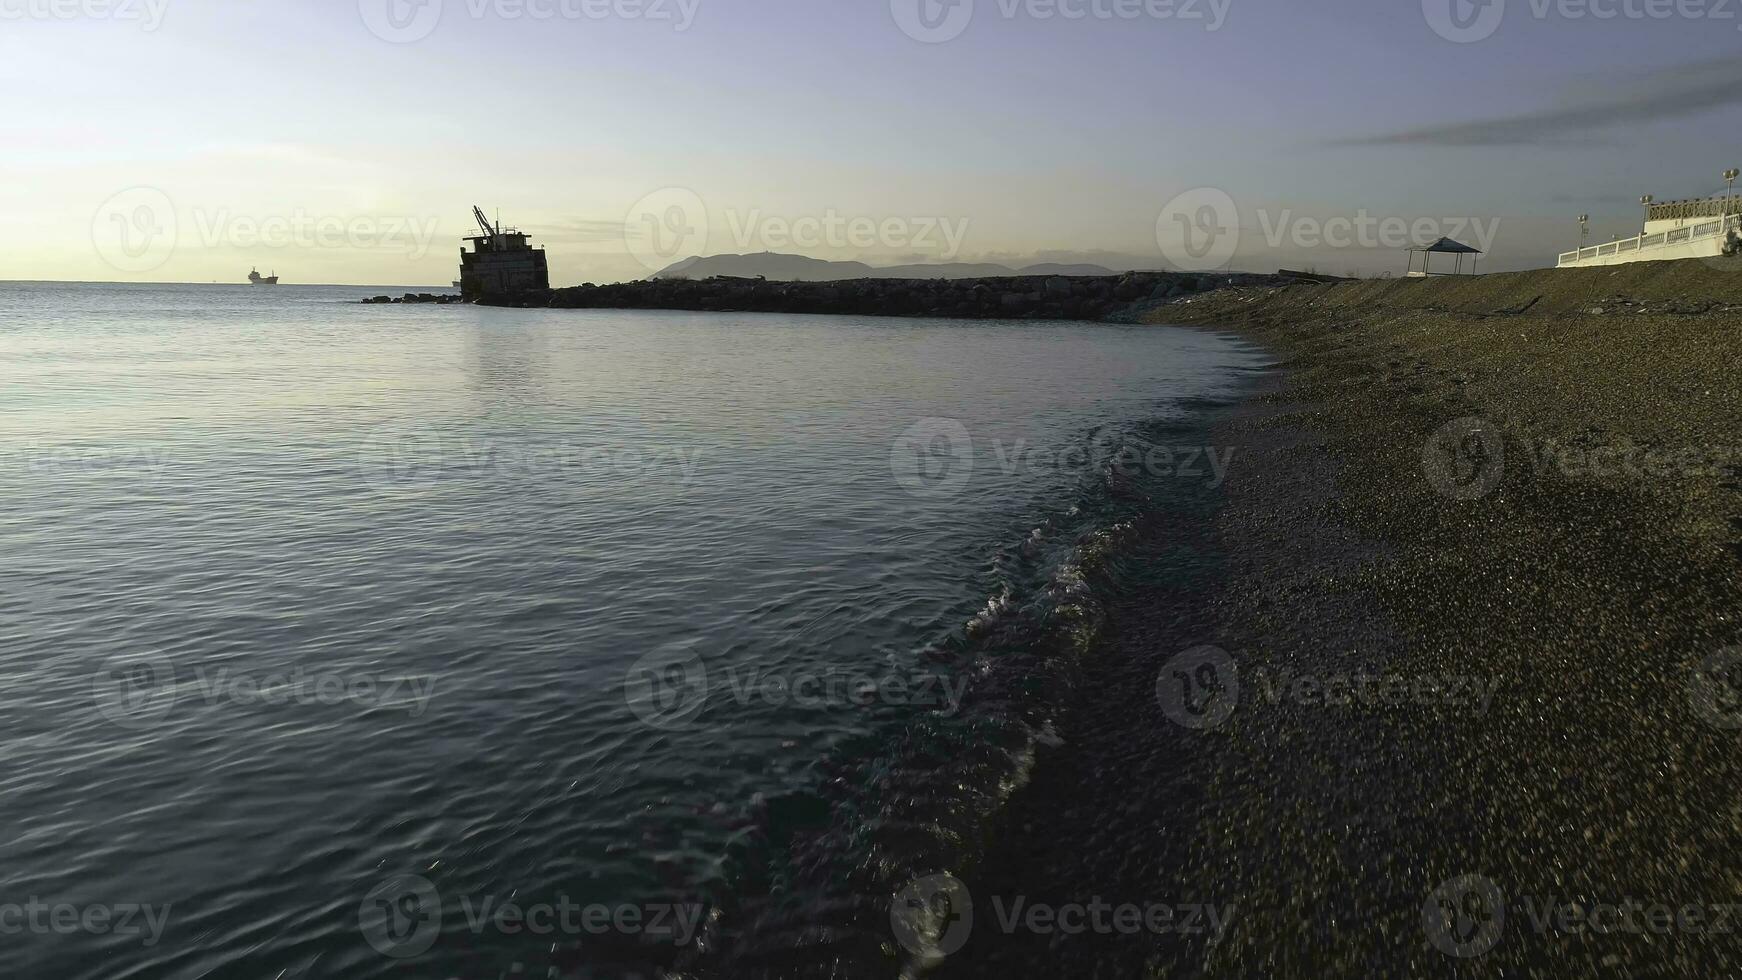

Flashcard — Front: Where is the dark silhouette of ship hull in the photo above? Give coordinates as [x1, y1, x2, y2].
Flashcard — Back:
[248, 268, 279, 285]
[459, 206, 549, 304]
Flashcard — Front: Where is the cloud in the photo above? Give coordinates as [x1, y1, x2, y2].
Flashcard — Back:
[535, 218, 629, 245]
[1335, 56, 1742, 146]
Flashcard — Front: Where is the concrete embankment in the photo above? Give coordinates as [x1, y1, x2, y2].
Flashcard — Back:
[942, 260, 1742, 978]
[536, 271, 1306, 319]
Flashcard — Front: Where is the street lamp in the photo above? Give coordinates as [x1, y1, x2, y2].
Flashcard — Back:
[1724, 169, 1739, 219]
[1578, 214, 1589, 250]
[1640, 195, 1655, 230]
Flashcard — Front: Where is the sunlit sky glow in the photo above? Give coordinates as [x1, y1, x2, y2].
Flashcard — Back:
[6, 0, 1742, 284]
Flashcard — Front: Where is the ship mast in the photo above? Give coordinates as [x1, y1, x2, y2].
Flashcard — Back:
[472, 205, 501, 248]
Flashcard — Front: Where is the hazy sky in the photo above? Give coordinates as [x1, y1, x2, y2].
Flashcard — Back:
[7, 0, 1742, 284]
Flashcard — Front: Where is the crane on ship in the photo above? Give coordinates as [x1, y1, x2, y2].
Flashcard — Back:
[472, 205, 503, 248]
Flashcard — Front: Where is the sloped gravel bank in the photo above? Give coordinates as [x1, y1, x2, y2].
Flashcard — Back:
[929, 260, 1742, 978]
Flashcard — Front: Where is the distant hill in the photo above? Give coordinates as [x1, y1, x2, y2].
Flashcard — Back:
[654, 252, 1130, 282]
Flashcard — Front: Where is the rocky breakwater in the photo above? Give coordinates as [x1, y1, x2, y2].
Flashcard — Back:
[361, 292, 465, 305]
[541, 271, 1306, 320]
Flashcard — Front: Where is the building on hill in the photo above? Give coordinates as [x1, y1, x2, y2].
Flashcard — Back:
[1559, 178, 1742, 269]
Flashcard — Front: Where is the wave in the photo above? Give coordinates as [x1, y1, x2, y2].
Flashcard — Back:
[666, 413, 1211, 979]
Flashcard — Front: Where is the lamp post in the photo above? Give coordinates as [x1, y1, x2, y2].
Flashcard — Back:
[1724, 169, 1739, 220]
[1578, 214, 1589, 251]
[1640, 195, 1655, 232]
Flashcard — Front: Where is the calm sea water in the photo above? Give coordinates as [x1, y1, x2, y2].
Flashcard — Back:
[0, 281, 1268, 978]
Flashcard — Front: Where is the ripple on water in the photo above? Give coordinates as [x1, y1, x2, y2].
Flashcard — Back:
[0, 282, 1271, 978]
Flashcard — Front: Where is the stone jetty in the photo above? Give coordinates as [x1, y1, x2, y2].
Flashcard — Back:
[537, 271, 1305, 320]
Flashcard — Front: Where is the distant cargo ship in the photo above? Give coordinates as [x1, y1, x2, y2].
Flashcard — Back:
[248, 268, 279, 285]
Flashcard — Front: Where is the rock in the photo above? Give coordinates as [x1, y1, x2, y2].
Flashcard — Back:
[525, 270, 1281, 320]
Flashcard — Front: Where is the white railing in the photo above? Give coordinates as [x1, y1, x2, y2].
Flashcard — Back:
[1559, 213, 1740, 266]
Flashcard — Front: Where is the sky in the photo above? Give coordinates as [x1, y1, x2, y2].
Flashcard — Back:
[5, 0, 1742, 284]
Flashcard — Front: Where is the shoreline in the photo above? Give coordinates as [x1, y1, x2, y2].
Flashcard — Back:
[936, 260, 1742, 976]
[679, 333, 1272, 979]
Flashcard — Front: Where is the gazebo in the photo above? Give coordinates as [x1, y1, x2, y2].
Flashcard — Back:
[1405, 237, 1482, 277]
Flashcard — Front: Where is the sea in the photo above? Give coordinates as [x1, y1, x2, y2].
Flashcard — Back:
[0, 281, 1270, 978]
